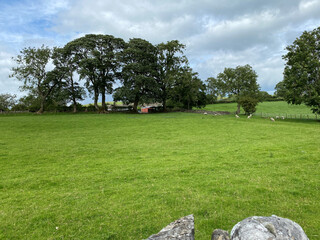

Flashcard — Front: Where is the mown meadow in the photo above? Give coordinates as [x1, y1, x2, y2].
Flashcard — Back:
[0, 108, 319, 239]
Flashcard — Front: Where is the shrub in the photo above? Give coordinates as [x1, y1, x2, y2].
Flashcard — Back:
[238, 96, 259, 115]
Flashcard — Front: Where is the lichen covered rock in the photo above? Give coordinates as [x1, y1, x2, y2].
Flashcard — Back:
[211, 229, 230, 240]
[146, 215, 194, 240]
[230, 215, 309, 240]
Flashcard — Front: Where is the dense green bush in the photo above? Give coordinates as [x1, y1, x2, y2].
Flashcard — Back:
[238, 96, 259, 115]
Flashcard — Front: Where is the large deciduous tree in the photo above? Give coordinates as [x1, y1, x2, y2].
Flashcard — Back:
[66, 34, 125, 111]
[52, 47, 86, 113]
[115, 38, 158, 112]
[10, 45, 61, 113]
[216, 64, 260, 114]
[156, 40, 187, 112]
[282, 26, 320, 114]
[169, 67, 207, 110]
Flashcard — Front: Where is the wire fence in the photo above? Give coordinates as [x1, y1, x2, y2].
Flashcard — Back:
[254, 112, 318, 120]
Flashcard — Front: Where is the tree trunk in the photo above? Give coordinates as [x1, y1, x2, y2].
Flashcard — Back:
[71, 76, 77, 113]
[163, 99, 167, 112]
[162, 88, 167, 112]
[73, 98, 77, 113]
[101, 88, 106, 112]
[133, 97, 139, 113]
[94, 89, 99, 111]
[37, 99, 44, 114]
[236, 102, 241, 114]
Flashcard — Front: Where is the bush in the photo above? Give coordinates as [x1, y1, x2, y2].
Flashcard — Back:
[85, 104, 97, 112]
[238, 96, 259, 115]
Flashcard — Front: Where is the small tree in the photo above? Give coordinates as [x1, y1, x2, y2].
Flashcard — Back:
[238, 96, 259, 115]
[216, 64, 260, 114]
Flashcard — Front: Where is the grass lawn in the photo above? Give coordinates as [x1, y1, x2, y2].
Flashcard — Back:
[0, 113, 319, 239]
[202, 101, 317, 117]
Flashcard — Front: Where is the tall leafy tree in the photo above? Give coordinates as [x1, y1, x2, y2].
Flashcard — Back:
[169, 67, 206, 110]
[66, 34, 125, 111]
[10, 45, 61, 113]
[115, 38, 158, 112]
[282, 26, 320, 114]
[156, 40, 187, 111]
[206, 77, 224, 103]
[52, 47, 86, 112]
[216, 64, 260, 114]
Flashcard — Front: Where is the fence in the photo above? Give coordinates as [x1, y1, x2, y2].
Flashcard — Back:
[255, 112, 318, 120]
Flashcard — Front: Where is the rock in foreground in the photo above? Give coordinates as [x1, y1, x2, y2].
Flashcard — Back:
[146, 215, 194, 240]
[211, 229, 230, 240]
[230, 215, 309, 240]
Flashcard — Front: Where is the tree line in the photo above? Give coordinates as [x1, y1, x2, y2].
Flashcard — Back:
[6, 33, 264, 114]
[8, 35, 206, 113]
[4, 26, 320, 115]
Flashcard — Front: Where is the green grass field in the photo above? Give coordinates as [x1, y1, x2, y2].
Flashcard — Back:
[202, 101, 317, 118]
[0, 112, 319, 239]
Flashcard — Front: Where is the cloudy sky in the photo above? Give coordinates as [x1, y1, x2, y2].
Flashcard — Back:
[1, 0, 320, 102]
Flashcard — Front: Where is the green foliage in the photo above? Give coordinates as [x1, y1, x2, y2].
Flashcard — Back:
[65, 34, 125, 111]
[0, 113, 319, 239]
[215, 64, 260, 114]
[115, 38, 158, 112]
[156, 40, 187, 111]
[274, 81, 286, 99]
[10, 45, 59, 113]
[238, 96, 259, 115]
[52, 47, 86, 112]
[169, 67, 207, 109]
[0, 93, 16, 110]
[206, 77, 221, 104]
[283, 26, 320, 114]
[258, 91, 273, 102]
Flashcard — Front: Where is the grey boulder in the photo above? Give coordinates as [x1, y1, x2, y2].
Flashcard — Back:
[146, 214, 194, 240]
[230, 215, 309, 240]
[211, 229, 230, 240]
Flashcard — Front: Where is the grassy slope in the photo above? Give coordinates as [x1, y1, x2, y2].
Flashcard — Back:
[202, 101, 316, 116]
[0, 113, 319, 239]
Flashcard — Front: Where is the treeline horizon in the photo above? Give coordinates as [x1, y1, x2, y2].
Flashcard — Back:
[8, 34, 210, 113]
[4, 33, 283, 114]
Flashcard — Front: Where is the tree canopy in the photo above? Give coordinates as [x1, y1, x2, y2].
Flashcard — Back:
[10, 45, 61, 113]
[282, 26, 320, 114]
[0, 93, 16, 111]
[215, 64, 260, 114]
[9, 34, 236, 113]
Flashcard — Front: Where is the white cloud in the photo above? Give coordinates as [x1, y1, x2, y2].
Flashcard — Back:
[1, 0, 320, 96]
[0, 50, 21, 96]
